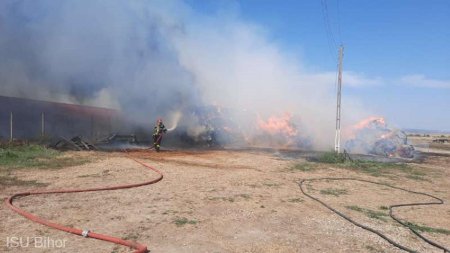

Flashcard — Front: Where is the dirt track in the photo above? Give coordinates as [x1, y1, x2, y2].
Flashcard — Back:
[1, 150, 449, 252]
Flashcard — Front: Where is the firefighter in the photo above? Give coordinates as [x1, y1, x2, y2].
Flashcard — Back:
[153, 118, 167, 151]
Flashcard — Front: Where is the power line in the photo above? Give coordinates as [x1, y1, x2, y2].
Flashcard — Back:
[321, 0, 336, 63]
[320, 0, 344, 63]
[336, 0, 343, 45]
[321, 0, 338, 51]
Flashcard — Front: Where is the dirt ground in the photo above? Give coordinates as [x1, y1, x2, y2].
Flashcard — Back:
[1, 149, 449, 253]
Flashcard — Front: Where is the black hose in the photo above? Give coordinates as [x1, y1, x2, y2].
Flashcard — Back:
[298, 178, 449, 253]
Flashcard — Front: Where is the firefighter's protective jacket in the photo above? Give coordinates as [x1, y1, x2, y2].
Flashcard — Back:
[153, 123, 167, 136]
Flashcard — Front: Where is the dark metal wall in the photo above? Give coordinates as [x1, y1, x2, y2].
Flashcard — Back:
[0, 96, 118, 141]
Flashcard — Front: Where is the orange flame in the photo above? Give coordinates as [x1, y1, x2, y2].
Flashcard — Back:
[258, 113, 298, 137]
[344, 116, 386, 139]
[352, 116, 386, 130]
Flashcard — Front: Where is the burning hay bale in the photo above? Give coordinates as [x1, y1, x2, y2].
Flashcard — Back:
[258, 113, 298, 138]
[345, 117, 414, 158]
[251, 113, 312, 149]
[168, 106, 241, 148]
[168, 108, 312, 150]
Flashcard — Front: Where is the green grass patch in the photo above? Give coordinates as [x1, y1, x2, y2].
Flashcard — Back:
[314, 152, 426, 179]
[263, 182, 281, 187]
[346, 205, 389, 221]
[0, 144, 60, 168]
[405, 174, 426, 181]
[207, 193, 251, 202]
[0, 175, 48, 187]
[0, 143, 91, 187]
[236, 193, 251, 200]
[379, 206, 389, 210]
[320, 188, 348, 197]
[173, 217, 197, 227]
[111, 246, 120, 253]
[405, 221, 450, 235]
[0, 143, 90, 169]
[77, 173, 101, 178]
[317, 152, 347, 163]
[339, 160, 409, 176]
[162, 210, 179, 215]
[365, 245, 383, 253]
[287, 198, 304, 203]
[346, 161, 426, 179]
[208, 196, 235, 202]
[288, 163, 317, 172]
[405, 170, 428, 181]
[123, 232, 139, 241]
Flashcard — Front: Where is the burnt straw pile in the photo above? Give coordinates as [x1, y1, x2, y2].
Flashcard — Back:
[345, 117, 414, 158]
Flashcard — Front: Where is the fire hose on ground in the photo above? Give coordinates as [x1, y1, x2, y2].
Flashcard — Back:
[5, 151, 163, 253]
[299, 178, 449, 253]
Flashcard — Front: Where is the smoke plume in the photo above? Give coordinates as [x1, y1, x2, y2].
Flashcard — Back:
[0, 0, 371, 149]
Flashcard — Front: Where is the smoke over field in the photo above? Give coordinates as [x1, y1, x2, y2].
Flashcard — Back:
[1, 0, 374, 150]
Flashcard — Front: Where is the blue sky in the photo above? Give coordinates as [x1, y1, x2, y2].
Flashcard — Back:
[187, 0, 450, 131]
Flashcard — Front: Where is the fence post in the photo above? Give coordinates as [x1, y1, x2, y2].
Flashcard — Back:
[10, 112, 13, 142]
[108, 116, 112, 135]
[90, 115, 94, 140]
[41, 112, 45, 137]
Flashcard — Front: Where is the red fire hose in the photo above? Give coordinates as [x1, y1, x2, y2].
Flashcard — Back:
[5, 151, 163, 253]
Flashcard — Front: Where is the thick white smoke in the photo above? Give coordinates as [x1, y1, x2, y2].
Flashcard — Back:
[0, 1, 200, 122]
[0, 0, 371, 149]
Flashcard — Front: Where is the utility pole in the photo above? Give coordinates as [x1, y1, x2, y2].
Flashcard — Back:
[335, 45, 344, 153]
